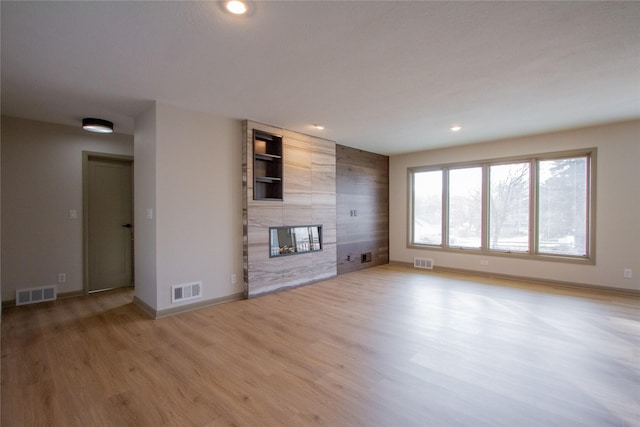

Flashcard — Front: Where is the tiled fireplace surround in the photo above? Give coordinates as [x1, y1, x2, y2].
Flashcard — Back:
[242, 121, 337, 297]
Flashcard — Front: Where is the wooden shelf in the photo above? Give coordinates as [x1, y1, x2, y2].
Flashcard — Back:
[255, 153, 281, 161]
[255, 176, 282, 183]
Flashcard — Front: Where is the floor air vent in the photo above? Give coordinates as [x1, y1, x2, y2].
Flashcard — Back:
[414, 257, 434, 270]
[171, 281, 202, 303]
[16, 286, 57, 306]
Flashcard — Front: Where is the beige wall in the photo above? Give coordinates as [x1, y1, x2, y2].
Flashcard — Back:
[1, 116, 134, 301]
[4, 112, 637, 308]
[389, 120, 640, 291]
[133, 105, 157, 308]
[134, 103, 244, 313]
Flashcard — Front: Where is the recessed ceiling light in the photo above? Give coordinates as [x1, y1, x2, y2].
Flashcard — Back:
[82, 118, 113, 134]
[450, 126, 462, 132]
[312, 124, 325, 130]
[225, 0, 248, 15]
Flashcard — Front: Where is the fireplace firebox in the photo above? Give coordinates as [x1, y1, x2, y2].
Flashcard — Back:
[270, 225, 322, 257]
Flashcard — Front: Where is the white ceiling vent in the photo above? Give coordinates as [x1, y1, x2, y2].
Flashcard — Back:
[414, 257, 434, 270]
[16, 286, 57, 306]
[171, 281, 202, 304]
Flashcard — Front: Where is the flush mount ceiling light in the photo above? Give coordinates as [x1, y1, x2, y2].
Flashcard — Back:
[82, 118, 114, 134]
[312, 124, 325, 130]
[225, 0, 248, 15]
[450, 125, 462, 132]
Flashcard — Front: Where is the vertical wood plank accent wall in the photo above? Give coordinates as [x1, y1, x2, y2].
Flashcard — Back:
[243, 121, 337, 297]
[336, 144, 389, 274]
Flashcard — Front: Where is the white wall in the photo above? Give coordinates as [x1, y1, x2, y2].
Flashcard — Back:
[134, 103, 244, 313]
[133, 105, 158, 308]
[389, 120, 640, 291]
[1, 116, 134, 301]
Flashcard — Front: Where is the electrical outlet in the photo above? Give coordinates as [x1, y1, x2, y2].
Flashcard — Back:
[231, 274, 237, 284]
[57, 273, 66, 283]
[623, 268, 632, 279]
[480, 260, 489, 266]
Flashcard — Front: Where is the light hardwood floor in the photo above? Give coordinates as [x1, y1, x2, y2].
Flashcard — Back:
[2, 265, 639, 426]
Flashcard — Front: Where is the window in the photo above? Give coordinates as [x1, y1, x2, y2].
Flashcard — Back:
[448, 167, 482, 249]
[409, 149, 594, 262]
[412, 170, 442, 245]
[489, 163, 530, 252]
[538, 157, 588, 256]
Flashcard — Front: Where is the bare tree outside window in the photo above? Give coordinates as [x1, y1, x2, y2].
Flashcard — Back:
[538, 157, 588, 256]
[489, 163, 530, 252]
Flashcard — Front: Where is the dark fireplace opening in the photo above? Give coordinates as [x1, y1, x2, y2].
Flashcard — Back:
[270, 225, 322, 257]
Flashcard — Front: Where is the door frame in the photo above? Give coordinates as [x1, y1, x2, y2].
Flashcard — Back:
[82, 151, 134, 294]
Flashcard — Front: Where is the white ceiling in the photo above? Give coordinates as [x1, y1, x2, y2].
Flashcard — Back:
[2, 1, 639, 155]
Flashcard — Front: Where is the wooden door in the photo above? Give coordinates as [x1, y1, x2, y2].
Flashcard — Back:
[87, 157, 133, 292]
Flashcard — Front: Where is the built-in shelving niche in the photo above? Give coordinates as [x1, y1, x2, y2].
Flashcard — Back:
[253, 130, 283, 200]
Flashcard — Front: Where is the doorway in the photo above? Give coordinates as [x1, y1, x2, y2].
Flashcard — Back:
[83, 152, 134, 293]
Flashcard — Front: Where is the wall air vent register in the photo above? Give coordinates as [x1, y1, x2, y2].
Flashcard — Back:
[16, 285, 57, 306]
[414, 257, 434, 270]
[171, 281, 202, 303]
